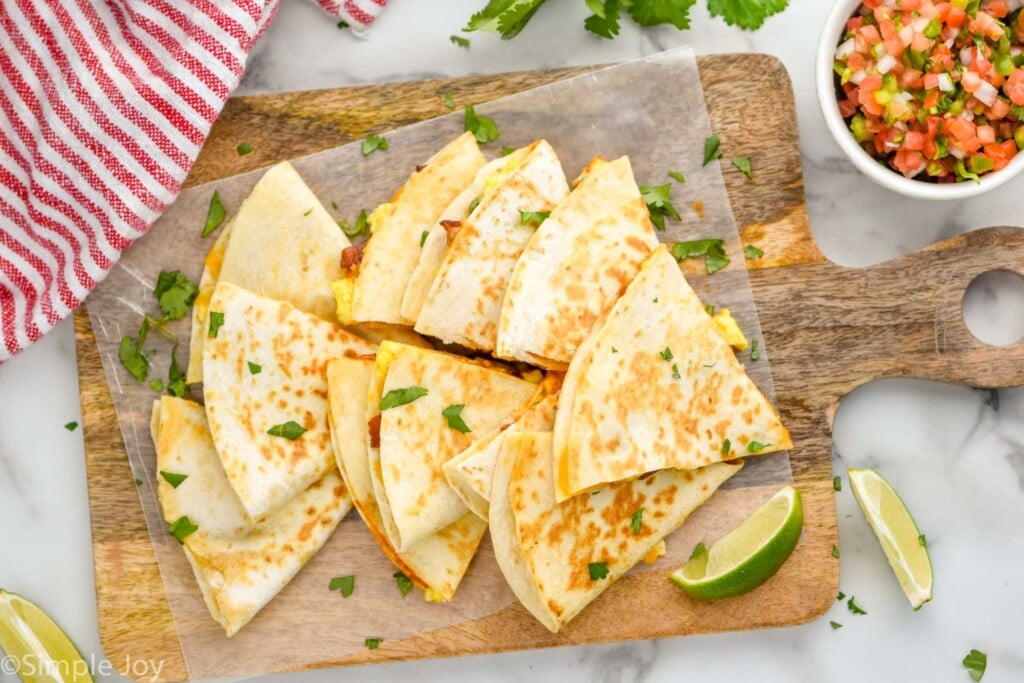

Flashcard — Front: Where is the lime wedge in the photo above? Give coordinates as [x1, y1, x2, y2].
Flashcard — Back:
[0, 589, 94, 683]
[669, 485, 803, 599]
[847, 468, 933, 609]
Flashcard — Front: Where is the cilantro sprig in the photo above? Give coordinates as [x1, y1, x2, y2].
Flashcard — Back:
[639, 184, 681, 231]
[465, 105, 500, 144]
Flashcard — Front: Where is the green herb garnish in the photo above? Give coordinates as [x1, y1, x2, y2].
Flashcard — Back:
[668, 170, 686, 183]
[266, 421, 307, 440]
[832, 545, 840, 558]
[963, 649, 986, 681]
[722, 438, 731, 455]
[830, 621, 842, 630]
[202, 191, 226, 237]
[329, 575, 355, 597]
[467, 196, 481, 216]
[464, 105, 500, 144]
[629, 508, 644, 535]
[847, 596, 867, 615]
[731, 156, 753, 179]
[442, 404, 472, 433]
[444, 92, 455, 109]
[362, 134, 389, 157]
[236, 142, 253, 156]
[153, 270, 199, 321]
[450, 34, 471, 47]
[744, 244, 764, 260]
[64, 422, 78, 432]
[394, 571, 413, 596]
[365, 638, 382, 649]
[341, 209, 369, 237]
[746, 440, 769, 453]
[160, 471, 188, 488]
[248, 361, 262, 375]
[671, 363, 681, 379]
[639, 184, 681, 231]
[519, 209, 551, 227]
[918, 533, 927, 547]
[750, 339, 760, 361]
[207, 311, 225, 338]
[149, 379, 164, 392]
[659, 346, 673, 361]
[672, 238, 730, 274]
[588, 562, 609, 580]
[167, 348, 186, 398]
[380, 386, 429, 410]
[837, 591, 845, 601]
[702, 134, 722, 166]
[501, 145, 516, 156]
[119, 319, 151, 382]
[168, 516, 198, 544]
[833, 476, 841, 492]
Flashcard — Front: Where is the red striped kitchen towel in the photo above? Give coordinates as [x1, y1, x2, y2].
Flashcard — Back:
[0, 0, 387, 362]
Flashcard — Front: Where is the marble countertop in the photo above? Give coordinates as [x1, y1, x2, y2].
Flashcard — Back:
[2, 0, 1023, 681]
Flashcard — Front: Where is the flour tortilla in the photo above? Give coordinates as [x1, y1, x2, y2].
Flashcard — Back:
[203, 281, 375, 522]
[553, 245, 792, 501]
[491, 431, 741, 633]
[497, 156, 659, 369]
[186, 220, 234, 383]
[326, 358, 487, 600]
[339, 132, 486, 326]
[414, 140, 569, 352]
[367, 341, 536, 552]
[152, 396, 350, 637]
[443, 392, 558, 521]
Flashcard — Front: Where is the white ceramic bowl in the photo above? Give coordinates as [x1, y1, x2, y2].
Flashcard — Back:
[816, 0, 1024, 200]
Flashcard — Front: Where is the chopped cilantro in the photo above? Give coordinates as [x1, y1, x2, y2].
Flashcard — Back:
[393, 571, 413, 597]
[588, 562, 609, 580]
[444, 92, 455, 110]
[629, 508, 644, 535]
[64, 421, 78, 432]
[722, 438, 731, 455]
[236, 142, 253, 156]
[832, 545, 840, 558]
[207, 311, 225, 338]
[744, 244, 764, 260]
[837, 591, 845, 601]
[659, 346, 674, 361]
[119, 319, 151, 382]
[168, 516, 198, 544]
[442, 404, 472, 433]
[450, 34, 471, 47]
[337, 20, 349, 29]
[639, 184, 681, 230]
[467, 196, 481, 215]
[341, 209, 369, 237]
[847, 596, 867, 615]
[380, 386, 429, 410]
[668, 170, 686, 183]
[329, 575, 355, 597]
[202, 191, 226, 237]
[464, 105, 500, 144]
[134, 478, 143, 486]
[919, 533, 927, 547]
[746, 440, 769, 453]
[518, 209, 551, 227]
[611, 346, 618, 353]
[702, 134, 722, 166]
[153, 270, 199, 321]
[247, 361, 262, 375]
[833, 476, 841, 492]
[266, 421, 307, 440]
[750, 339, 760, 361]
[830, 621, 842, 630]
[671, 238, 731, 274]
[731, 156, 753, 179]
[303, 208, 313, 216]
[167, 348, 186, 397]
[362, 134, 389, 157]
[584, 0, 621, 38]
[149, 379, 164, 392]
[501, 145, 516, 156]
[672, 363, 681, 379]
[963, 649, 986, 681]
[365, 638, 382, 649]
[160, 471, 188, 488]
[420, 230, 429, 247]
[708, 0, 789, 30]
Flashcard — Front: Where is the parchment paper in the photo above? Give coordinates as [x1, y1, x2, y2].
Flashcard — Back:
[85, 47, 792, 679]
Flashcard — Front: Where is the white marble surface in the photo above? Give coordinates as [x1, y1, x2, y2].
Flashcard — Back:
[2, 0, 1024, 681]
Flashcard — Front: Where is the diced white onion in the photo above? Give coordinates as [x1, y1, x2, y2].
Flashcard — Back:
[873, 43, 888, 60]
[961, 46, 975, 67]
[836, 38, 857, 61]
[937, 73, 955, 92]
[958, 109, 975, 122]
[944, 38, 956, 48]
[894, 121, 909, 131]
[912, 17, 930, 32]
[950, 146, 966, 160]
[899, 25, 914, 47]
[850, 70, 867, 85]
[975, 80, 999, 107]
[948, 27, 961, 41]
[877, 54, 898, 74]
[906, 162, 927, 179]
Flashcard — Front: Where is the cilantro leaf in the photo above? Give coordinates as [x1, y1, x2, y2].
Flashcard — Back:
[731, 156, 754, 179]
[702, 134, 722, 166]
[639, 184, 681, 230]
[750, 338, 760, 361]
[464, 105, 500, 144]
[747, 440, 770, 453]
[467, 196, 481, 216]
[207, 311, 225, 338]
[247, 361, 262, 375]
[832, 544, 840, 558]
[160, 471, 188, 488]
[365, 638, 383, 649]
[627, 0, 696, 30]
[584, 0, 621, 38]
[668, 170, 686, 183]
[442, 404, 472, 433]
[833, 476, 842, 492]
[671, 238, 731, 274]
[149, 379, 164, 392]
[341, 209, 369, 238]
[380, 386, 429, 410]
[671, 363, 681, 379]
[64, 422, 78, 432]
[588, 562, 609, 580]
[266, 421, 307, 440]
[846, 596, 867, 615]
[444, 92, 455, 109]
[830, 621, 842, 630]
[450, 34, 471, 47]
[629, 508, 644, 535]
[464, 0, 548, 38]
[744, 244, 764, 260]
[420, 230, 429, 247]
[119, 320, 151, 382]
[337, 20, 349, 29]
[963, 649, 986, 681]
[236, 142, 253, 156]
[202, 191, 226, 237]
[167, 348, 186, 397]
[919, 533, 927, 547]
[153, 270, 199, 321]
[393, 571, 413, 596]
[501, 145, 516, 156]
[722, 438, 731, 455]
[329, 575, 355, 597]
[168, 516, 198, 544]
[362, 134, 389, 157]
[707, 0, 789, 30]
[659, 346, 674, 361]
[519, 209, 551, 227]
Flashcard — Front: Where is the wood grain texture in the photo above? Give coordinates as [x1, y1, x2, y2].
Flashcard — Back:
[74, 55, 1024, 681]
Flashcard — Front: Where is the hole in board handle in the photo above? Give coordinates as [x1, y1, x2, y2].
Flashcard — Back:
[961, 270, 1024, 347]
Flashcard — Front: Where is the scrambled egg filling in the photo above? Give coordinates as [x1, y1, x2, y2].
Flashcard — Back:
[367, 202, 393, 235]
[481, 151, 524, 199]
[519, 368, 544, 384]
[572, 156, 607, 187]
[331, 278, 355, 325]
[424, 587, 446, 603]
[712, 308, 748, 352]
[643, 540, 667, 565]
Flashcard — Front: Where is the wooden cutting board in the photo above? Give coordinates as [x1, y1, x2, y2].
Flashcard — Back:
[74, 55, 1024, 681]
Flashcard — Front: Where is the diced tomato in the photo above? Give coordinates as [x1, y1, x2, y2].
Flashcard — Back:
[945, 117, 977, 141]
[971, 50, 992, 76]
[884, 35, 905, 57]
[839, 98, 859, 118]
[962, 71, 984, 93]
[904, 131, 927, 150]
[848, 52, 868, 72]
[879, 18, 897, 41]
[1005, 70, 1024, 106]
[860, 24, 882, 45]
[900, 68, 924, 89]
[977, 125, 997, 145]
[860, 74, 883, 92]
[986, 0, 1009, 19]
[893, 149, 925, 174]
[923, 73, 940, 90]
[987, 99, 1011, 120]
[946, 6, 966, 28]
[863, 0, 882, 7]
[848, 16, 865, 32]
[899, 0, 922, 10]
[910, 32, 931, 52]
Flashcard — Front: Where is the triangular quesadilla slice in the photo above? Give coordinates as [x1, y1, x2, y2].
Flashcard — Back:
[203, 281, 375, 522]
[152, 396, 350, 637]
[414, 140, 569, 351]
[497, 156, 660, 369]
[336, 132, 486, 326]
[366, 341, 536, 552]
[326, 358, 487, 601]
[443, 373, 562, 521]
[491, 431, 742, 633]
[553, 245, 792, 501]
[186, 219, 234, 383]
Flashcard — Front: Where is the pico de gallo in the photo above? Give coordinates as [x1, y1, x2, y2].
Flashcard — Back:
[834, 0, 1024, 182]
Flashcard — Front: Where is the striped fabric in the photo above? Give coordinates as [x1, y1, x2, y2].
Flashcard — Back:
[0, 0, 387, 362]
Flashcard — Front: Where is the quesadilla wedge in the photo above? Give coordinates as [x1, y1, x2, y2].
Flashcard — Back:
[326, 358, 488, 601]
[336, 132, 486, 326]
[152, 396, 350, 637]
[367, 341, 536, 552]
[553, 245, 792, 501]
[186, 219, 234, 383]
[443, 386, 559, 521]
[203, 281, 375, 522]
[497, 156, 659, 369]
[414, 140, 570, 351]
[491, 431, 742, 633]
